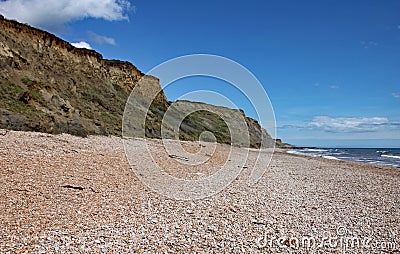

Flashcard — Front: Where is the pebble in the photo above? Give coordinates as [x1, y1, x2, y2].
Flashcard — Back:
[0, 130, 399, 253]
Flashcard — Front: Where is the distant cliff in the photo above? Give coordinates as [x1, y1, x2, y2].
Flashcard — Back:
[0, 15, 273, 148]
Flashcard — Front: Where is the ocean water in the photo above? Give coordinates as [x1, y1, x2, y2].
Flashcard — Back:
[287, 148, 400, 168]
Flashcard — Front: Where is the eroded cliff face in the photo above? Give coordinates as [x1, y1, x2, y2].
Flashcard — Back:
[0, 15, 167, 136]
[0, 16, 142, 90]
[0, 15, 272, 148]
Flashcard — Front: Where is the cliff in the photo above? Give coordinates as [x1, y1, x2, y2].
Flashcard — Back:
[0, 15, 272, 148]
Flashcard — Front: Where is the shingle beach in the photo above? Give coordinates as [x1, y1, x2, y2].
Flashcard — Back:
[1, 130, 399, 253]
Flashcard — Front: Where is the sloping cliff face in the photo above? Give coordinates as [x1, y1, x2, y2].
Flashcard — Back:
[0, 15, 166, 137]
[0, 15, 272, 148]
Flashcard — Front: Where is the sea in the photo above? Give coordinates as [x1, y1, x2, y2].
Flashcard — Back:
[287, 148, 400, 168]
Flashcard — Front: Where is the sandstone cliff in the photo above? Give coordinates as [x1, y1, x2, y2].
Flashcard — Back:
[0, 15, 272, 148]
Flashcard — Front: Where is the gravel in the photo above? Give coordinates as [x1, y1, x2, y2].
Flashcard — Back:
[1, 130, 399, 253]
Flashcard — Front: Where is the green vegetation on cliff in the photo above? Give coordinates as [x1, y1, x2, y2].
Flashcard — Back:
[0, 15, 273, 148]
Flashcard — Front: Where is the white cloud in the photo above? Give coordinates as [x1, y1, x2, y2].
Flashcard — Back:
[313, 82, 340, 89]
[71, 41, 92, 49]
[308, 116, 389, 132]
[360, 40, 378, 49]
[393, 93, 400, 98]
[89, 31, 116, 45]
[0, 0, 131, 31]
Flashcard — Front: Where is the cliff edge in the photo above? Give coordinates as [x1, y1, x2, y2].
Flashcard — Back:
[0, 15, 272, 148]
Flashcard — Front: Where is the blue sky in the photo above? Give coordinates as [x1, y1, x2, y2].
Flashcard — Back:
[1, 0, 399, 147]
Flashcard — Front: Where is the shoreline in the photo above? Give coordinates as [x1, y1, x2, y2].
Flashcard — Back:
[278, 147, 400, 170]
[278, 149, 399, 170]
[1, 130, 399, 252]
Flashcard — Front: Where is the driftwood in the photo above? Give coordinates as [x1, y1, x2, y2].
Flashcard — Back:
[168, 154, 189, 161]
[61, 185, 84, 190]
